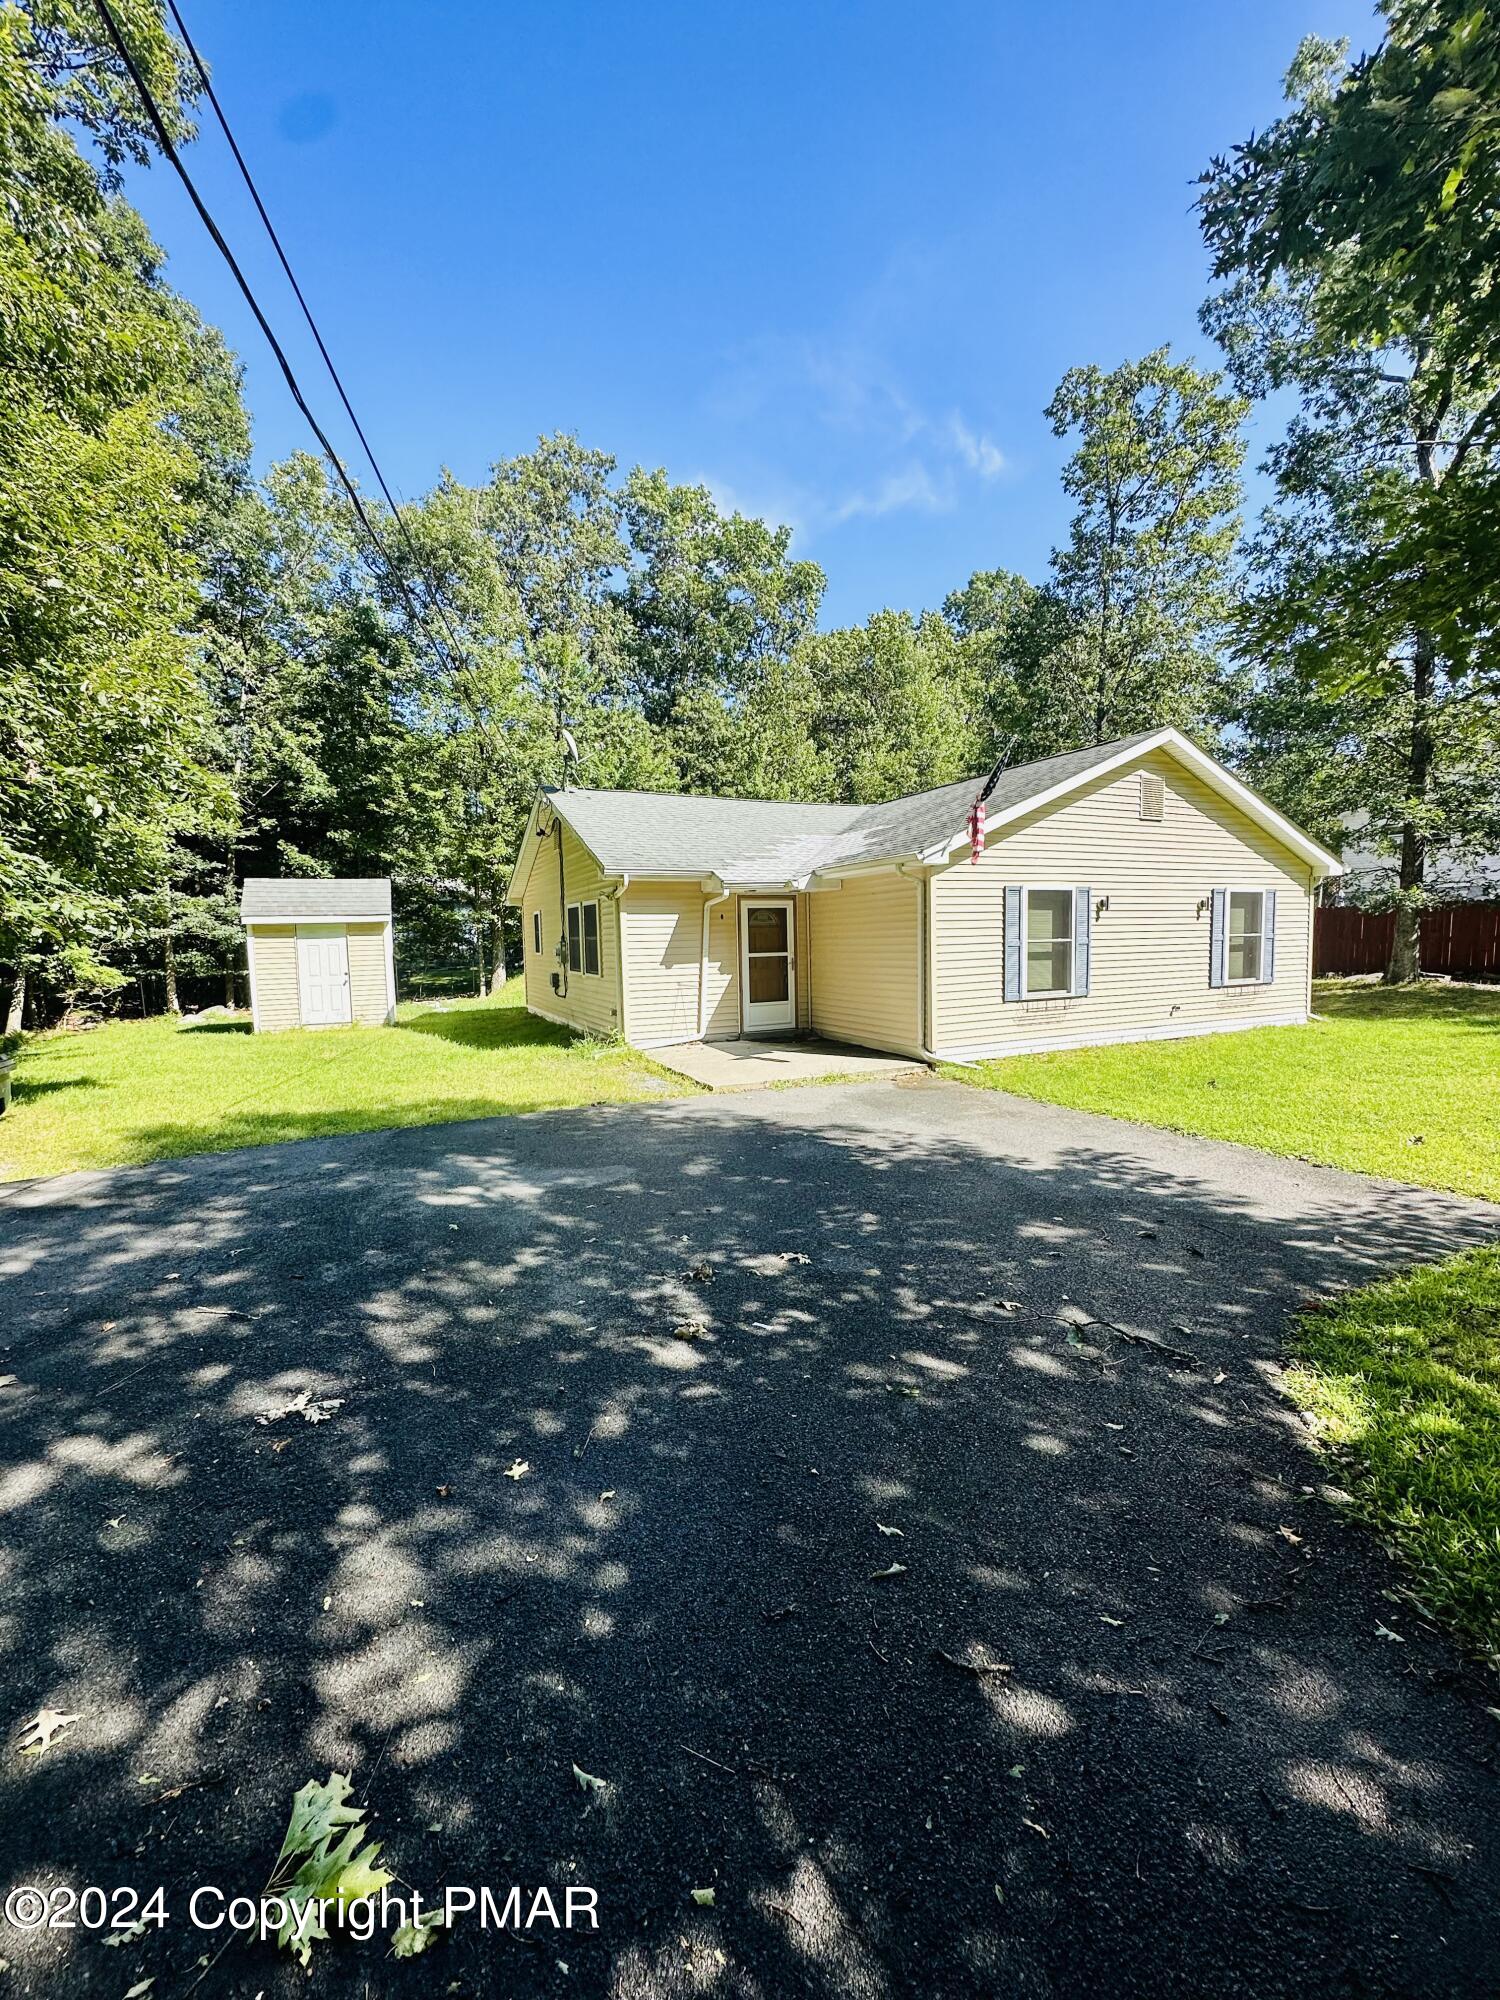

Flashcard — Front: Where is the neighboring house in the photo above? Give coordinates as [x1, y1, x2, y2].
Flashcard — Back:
[504, 728, 1343, 1062]
[240, 878, 397, 1032]
[1335, 811, 1500, 903]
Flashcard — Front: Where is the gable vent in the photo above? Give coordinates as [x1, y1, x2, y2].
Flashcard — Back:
[1139, 772, 1165, 821]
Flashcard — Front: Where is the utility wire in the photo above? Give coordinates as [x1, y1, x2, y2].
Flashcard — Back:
[89, 0, 490, 725]
[161, 0, 477, 689]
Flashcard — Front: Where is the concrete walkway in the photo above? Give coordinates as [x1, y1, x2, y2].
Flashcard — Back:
[650, 1033, 922, 1088]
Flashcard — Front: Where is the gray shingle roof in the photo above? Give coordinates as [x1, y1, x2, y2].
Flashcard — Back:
[240, 877, 391, 921]
[541, 733, 1163, 886]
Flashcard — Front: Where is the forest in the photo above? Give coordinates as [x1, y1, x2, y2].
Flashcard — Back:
[3, 0, 1498, 1027]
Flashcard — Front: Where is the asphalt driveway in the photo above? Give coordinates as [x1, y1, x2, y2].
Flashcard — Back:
[2, 1078, 1498, 1999]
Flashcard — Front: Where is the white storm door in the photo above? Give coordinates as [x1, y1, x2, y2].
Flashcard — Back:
[740, 899, 795, 1031]
[296, 925, 352, 1025]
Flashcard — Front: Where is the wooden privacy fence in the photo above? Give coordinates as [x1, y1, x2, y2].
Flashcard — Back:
[1314, 902, 1500, 978]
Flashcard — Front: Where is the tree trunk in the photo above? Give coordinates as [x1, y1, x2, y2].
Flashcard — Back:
[163, 931, 181, 1015]
[1384, 629, 1435, 986]
[5, 968, 25, 1036]
[491, 924, 506, 994]
[224, 964, 237, 1010]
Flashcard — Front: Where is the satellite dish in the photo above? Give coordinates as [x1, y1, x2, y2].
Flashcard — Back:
[560, 727, 580, 784]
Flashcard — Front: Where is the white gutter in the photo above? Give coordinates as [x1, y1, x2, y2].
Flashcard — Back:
[697, 889, 730, 1039]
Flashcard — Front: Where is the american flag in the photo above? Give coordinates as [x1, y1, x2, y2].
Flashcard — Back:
[967, 737, 1017, 865]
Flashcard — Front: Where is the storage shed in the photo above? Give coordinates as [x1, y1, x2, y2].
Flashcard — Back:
[239, 878, 396, 1032]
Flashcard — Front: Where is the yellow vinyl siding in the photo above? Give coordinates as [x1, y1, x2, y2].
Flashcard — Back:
[809, 871, 921, 1055]
[621, 882, 710, 1045]
[616, 888, 813, 1046]
[249, 926, 300, 1032]
[346, 924, 390, 1025]
[931, 748, 1313, 1057]
[520, 822, 621, 1038]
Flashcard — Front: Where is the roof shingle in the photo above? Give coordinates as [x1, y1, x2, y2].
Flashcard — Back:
[240, 878, 391, 921]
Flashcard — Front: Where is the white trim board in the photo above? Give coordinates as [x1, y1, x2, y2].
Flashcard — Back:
[935, 1009, 1310, 1064]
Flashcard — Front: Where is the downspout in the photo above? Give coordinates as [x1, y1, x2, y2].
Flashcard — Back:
[614, 874, 630, 1041]
[698, 888, 729, 1040]
[555, 818, 568, 998]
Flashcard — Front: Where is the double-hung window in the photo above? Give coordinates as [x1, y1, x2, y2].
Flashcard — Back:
[1024, 888, 1075, 998]
[1226, 890, 1264, 984]
[566, 900, 600, 976]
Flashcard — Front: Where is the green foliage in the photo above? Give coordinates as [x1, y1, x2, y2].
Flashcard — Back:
[0, 2, 230, 1000]
[1200, 22, 1500, 962]
[1285, 1244, 1500, 1663]
[1039, 349, 1248, 748]
[268, 1771, 391, 1967]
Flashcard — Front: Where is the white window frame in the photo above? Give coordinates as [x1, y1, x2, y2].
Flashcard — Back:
[532, 910, 542, 955]
[1020, 885, 1077, 1000]
[566, 899, 601, 977]
[1224, 886, 1266, 986]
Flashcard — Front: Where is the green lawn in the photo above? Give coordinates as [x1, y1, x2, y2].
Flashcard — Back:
[1285, 1247, 1500, 1664]
[0, 980, 689, 1181]
[948, 980, 1500, 1202]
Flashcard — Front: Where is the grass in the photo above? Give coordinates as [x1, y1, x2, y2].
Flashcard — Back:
[1285, 1247, 1500, 1664]
[0, 979, 691, 1181]
[948, 979, 1500, 1202]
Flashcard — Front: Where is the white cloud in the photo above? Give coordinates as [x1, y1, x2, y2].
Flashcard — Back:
[827, 463, 951, 526]
[945, 414, 1006, 480]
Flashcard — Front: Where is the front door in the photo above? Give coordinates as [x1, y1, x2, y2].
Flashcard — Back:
[740, 899, 795, 1032]
[296, 925, 352, 1026]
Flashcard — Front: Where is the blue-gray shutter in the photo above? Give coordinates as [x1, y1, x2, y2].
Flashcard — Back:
[1209, 887, 1227, 988]
[1073, 887, 1091, 997]
[1004, 885, 1022, 1001]
[1262, 889, 1276, 983]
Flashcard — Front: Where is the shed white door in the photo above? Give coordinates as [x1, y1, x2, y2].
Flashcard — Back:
[740, 899, 795, 1031]
[296, 925, 352, 1025]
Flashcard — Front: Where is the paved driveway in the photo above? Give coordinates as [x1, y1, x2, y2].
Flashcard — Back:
[2, 1079, 1498, 1999]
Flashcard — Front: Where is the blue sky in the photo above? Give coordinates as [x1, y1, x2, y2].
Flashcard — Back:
[123, 0, 1382, 628]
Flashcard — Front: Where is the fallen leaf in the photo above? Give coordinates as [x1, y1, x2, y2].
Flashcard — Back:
[671, 1323, 708, 1342]
[1100, 1615, 1125, 1627]
[599, 1490, 616, 1502]
[1277, 1525, 1304, 1547]
[322, 1596, 332, 1612]
[1214, 1371, 1227, 1385]
[1021, 1818, 1050, 1839]
[869, 1562, 907, 1580]
[435, 1484, 452, 1499]
[505, 1459, 531, 1481]
[998, 1299, 1022, 1312]
[683, 1262, 715, 1284]
[254, 1388, 343, 1427]
[690, 1888, 715, 1907]
[17, 1707, 80, 1755]
[572, 1763, 608, 1795]
[124, 1981, 155, 1999]
[135, 1772, 160, 1785]
[391, 1909, 447, 1957]
[1374, 1623, 1405, 1643]
[105, 1920, 148, 1948]
[875, 1522, 905, 1538]
[106, 1515, 126, 1529]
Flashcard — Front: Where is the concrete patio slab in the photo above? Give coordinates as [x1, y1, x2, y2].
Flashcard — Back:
[649, 1034, 923, 1089]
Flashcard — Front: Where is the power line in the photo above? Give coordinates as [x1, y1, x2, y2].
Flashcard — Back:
[88, 0, 488, 721]
[161, 0, 476, 687]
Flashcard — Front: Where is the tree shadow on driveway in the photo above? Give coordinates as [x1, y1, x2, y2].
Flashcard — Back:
[1, 1079, 1497, 1999]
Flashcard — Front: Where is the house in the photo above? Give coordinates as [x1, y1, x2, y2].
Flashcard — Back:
[1335, 810, 1500, 904]
[504, 728, 1343, 1062]
[240, 878, 397, 1031]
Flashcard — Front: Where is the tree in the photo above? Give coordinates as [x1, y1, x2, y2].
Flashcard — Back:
[1040, 350, 1248, 749]
[1201, 30, 1500, 980]
[0, 1, 235, 1019]
[617, 469, 824, 727]
[942, 568, 1077, 766]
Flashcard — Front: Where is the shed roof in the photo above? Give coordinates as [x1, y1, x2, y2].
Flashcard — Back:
[240, 877, 391, 922]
